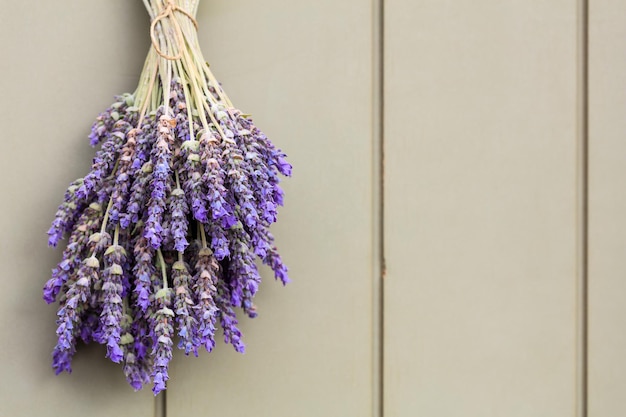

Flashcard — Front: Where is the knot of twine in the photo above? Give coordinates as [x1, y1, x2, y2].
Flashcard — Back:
[150, 1, 198, 60]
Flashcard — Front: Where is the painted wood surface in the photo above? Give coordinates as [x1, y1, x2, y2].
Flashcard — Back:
[166, 2, 377, 416]
[0, 2, 155, 416]
[6, 1, 626, 416]
[588, 1, 626, 414]
[384, 1, 581, 415]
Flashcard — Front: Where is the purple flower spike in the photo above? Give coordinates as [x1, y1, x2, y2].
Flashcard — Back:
[47, 179, 85, 247]
[171, 83, 192, 143]
[130, 120, 155, 172]
[265, 246, 290, 285]
[52, 256, 99, 374]
[144, 116, 174, 249]
[222, 137, 262, 236]
[88, 94, 135, 147]
[276, 153, 292, 177]
[132, 233, 155, 313]
[99, 244, 127, 363]
[205, 222, 230, 261]
[227, 227, 261, 318]
[215, 277, 245, 353]
[181, 140, 208, 223]
[123, 350, 151, 391]
[44, 204, 102, 303]
[120, 306, 151, 391]
[46, 34, 293, 391]
[121, 162, 152, 229]
[169, 188, 189, 252]
[233, 123, 283, 226]
[110, 129, 139, 223]
[150, 283, 174, 395]
[201, 133, 236, 227]
[172, 260, 197, 355]
[77, 121, 130, 201]
[191, 248, 219, 353]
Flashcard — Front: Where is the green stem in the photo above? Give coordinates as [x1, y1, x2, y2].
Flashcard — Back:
[176, 1, 233, 107]
[136, 58, 158, 128]
[199, 221, 207, 249]
[100, 197, 114, 234]
[157, 249, 168, 290]
[176, 59, 197, 138]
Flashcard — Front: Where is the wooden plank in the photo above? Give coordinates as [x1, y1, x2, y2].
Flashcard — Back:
[588, 1, 626, 414]
[0, 1, 154, 416]
[384, 1, 580, 415]
[166, 1, 376, 416]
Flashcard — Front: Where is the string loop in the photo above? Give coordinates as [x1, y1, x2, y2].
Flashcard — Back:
[150, 1, 198, 60]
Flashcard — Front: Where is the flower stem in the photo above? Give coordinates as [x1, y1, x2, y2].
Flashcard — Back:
[199, 221, 207, 249]
[157, 249, 168, 290]
[176, 59, 199, 137]
[100, 197, 114, 234]
[137, 63, 159, 128]
[175, 171, 181, 189]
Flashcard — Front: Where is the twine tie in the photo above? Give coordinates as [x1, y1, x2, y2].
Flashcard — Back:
[150, 1, 198, 60]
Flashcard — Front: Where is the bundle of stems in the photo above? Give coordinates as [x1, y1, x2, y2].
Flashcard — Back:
[44, 0, 291, 394]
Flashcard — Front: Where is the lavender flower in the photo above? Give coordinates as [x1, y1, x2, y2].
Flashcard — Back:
[169, 188, 189, 252]
[132, 304, 153, 364]
[264, 245, 290, 285]
[46, 1, 292, 393]
[180, 140, 208, 223]
[249, 120, 293, 177]
[52, 256, 99, 374]
[120, 306, 151, 391]
[99, 244, 126, 363]
[172, 260, 197, 355]
[89, 231, 112, 255]
[88, 232, 111, 314]
[132, 232, 154, 313]
[234, 120, 280, 223]
[240, 118, 292, 207]
[150, 281, 174, 395]
[227, 225, 261, 318]
[47, 179, 84, 247]
[121, 341, 150, 391]
[77, 121, 130, 201]
[131, 121, 155, 172]
[225, 154, 260, 233]
[214, 276, 245, 353]
[89, 94, 136, 146]
[109, 129, 139, 223]
[192, 247, 219, 352]
[171, 82, 192, 143]
[184, 237, 202, 269]
[144, 115, 174, 249]
[44, 203, 102, 303]
[121, 162, 152, 228]
[201, 132, 236, 228]
[79, 312, 100, 344]
[205, 221, 230, 261]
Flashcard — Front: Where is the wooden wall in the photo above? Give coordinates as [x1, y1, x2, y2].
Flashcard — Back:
[0, 1, 623, 416]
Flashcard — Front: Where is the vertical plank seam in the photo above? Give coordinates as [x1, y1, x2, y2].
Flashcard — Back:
[578, 0, 589, 415]
[372, 0, 385, 415]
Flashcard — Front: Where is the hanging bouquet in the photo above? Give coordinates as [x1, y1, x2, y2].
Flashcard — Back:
[44, 0, 291, 394]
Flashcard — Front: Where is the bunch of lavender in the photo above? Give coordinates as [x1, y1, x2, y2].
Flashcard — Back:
[44, 0, 291, 395]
